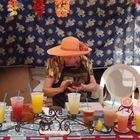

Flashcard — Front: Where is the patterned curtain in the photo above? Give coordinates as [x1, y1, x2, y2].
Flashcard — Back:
[0, 0, 140, 68]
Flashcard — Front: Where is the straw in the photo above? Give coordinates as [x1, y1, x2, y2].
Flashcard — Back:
[132, 77, 135, 101]
[86, 98, 89, 109]
[120, 99, 124, 114]
[17, 89, 20, 101]
[28, 82, 32, 96]
[137, 97, 140, 111]
[75, 88, 78, 100]
[15, 89, 20, 105]
[3, 92, 7, 103]
[112, 96, 116, 109]
[18, 89, 20, 97]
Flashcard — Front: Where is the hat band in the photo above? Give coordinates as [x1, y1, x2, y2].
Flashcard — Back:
[61, 46, 80, 51]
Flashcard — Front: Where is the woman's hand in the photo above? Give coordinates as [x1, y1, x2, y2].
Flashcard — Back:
[67, 83, 85, 92]
[67, 86, 76, 92]
[60, 80, 73, 92]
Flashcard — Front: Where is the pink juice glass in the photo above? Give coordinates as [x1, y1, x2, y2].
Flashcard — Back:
[10, 96, 24, 120]
[103, 106, 116, 127]
[117, 111, 129, 132]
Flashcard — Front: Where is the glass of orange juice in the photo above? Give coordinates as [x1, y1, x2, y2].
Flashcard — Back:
[0, 102, 6, 124]
[31, 92, 44, 114]
[134, 112, 140, 132]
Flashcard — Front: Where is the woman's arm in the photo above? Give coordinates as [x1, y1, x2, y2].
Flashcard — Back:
[81, 75, 97, 92]
[68, 75, 97, 93]
[42, 77, 73, 97]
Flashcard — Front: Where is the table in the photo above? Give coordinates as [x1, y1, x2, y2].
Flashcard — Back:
[0, 106, 140, 140]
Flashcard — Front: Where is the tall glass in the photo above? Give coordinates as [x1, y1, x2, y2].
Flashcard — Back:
[10, 96, 24, 121]
[83, 107, 94, 126]
[0, 102, 6, 123]
[134, 112, 140, 132]
[117, 111, 129, 132]
[68, 93, 81, 115]
[103, 106, 116, 127]
[31, 92, 44, 114]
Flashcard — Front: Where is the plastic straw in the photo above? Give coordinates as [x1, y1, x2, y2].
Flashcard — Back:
[15, 89, 20, 105]
[75, 88, 78, 100]
[120, 99, 123, 114]
[3, 92, 7, 103]
[112, 96, 116, 109]
[86, 98, 89, 109]
[132, 77, 135, 101]
[16, 89, 20, 101]
[28, 82, 32, 95]
[17, 89, 20, 97]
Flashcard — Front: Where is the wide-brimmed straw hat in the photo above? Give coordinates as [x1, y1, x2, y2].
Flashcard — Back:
[47, 36, 92, 56]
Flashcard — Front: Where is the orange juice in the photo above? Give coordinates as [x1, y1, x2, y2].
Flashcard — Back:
[117, 111, 129, 132]
[31, 92, 43, 114]
[0, 102, 6, 123]
[134, 112, 140, 132]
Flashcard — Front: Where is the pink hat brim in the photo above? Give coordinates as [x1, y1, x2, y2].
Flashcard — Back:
[47, 45, 92, 56]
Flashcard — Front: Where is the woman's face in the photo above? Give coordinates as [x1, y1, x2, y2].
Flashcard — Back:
[63, 56, 80, 66]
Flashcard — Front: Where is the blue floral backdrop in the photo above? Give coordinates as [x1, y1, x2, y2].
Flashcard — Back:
[0, 0, 140, 68]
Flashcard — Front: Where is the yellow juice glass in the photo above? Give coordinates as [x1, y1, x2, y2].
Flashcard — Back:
[134, 112, 140, 132]
[31, 92, 44, 114]
[68, 93, 81, 115]
[0, 102, 6, 123]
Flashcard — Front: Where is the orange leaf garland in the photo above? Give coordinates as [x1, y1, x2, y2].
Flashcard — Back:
[55, 0, 70, 17]
[7, 0, 19, 16]
[131, 0, 140, 4]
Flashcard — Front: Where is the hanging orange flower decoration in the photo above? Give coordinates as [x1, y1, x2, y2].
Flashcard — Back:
[55, 0, 70, 17]
[7, 0, 19, 16]
[131, 0, 140, 4]
[33, 0, 44, 20]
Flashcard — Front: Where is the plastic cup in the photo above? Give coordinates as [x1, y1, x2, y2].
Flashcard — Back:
[68, 93, 81, 115]
[134, 111, 140, 132]
[0, 102, 6, 123]
[103, 106, 116, 127]
[10, 96, 24, 120]
[83, 107, 94, 126]
[31, 92, 44, 114]
[117, 111, 129, 132]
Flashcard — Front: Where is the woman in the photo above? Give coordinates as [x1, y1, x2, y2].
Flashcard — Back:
[43, 36, 99, 107]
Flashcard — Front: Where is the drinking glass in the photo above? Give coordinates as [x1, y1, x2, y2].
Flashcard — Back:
[10, 96, 24, 121]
